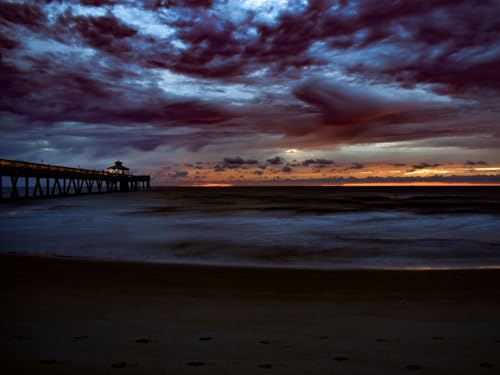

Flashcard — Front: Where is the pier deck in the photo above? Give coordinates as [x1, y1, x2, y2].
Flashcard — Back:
[0, 159, 151, 200]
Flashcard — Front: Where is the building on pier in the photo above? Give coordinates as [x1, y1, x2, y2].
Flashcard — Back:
[107, 161, 130, 175]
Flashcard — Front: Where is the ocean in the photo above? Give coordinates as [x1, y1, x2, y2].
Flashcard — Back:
[1, 187, 499, 270]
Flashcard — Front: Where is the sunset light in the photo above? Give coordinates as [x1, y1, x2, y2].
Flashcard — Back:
[340, 182, 500, 187]
[191, 183, 234, 187]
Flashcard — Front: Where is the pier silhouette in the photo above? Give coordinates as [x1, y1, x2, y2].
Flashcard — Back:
[0, 159, 151, 201]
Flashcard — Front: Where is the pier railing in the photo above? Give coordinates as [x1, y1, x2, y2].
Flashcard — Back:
[0, 159, 151, 200]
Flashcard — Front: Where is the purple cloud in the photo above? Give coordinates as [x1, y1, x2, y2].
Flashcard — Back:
[0, 0, 499, 180]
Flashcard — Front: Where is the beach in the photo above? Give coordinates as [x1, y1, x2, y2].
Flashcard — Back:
[2, 255, 499, 374]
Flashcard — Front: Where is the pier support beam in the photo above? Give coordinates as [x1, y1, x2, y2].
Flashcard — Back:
[85, 179, 94, 193]
[51, 178, 62, 196]
[10, 176, 19, 200]
[34, 177, 43, 197]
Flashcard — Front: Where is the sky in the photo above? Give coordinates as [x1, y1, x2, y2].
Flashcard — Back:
[1, 0, 499, 185]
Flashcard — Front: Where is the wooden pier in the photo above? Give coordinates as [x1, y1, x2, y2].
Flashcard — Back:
[0, 159, 151, 201]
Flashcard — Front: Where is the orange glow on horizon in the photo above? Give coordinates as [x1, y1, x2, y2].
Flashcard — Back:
[337, 182, 500, 187]
[160, 161, 500, 185]
[191, 183, 234, 187]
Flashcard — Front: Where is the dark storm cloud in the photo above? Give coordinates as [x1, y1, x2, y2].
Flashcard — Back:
[220, 157, 259, 169]
[144, 0, 215, 9]
[402, 162, 441, 174]
[465, 160, 487, 166]
[60, 13, 137, 54]
[0, 2, 243, 156]
[284, 77, 488, 148]
[0, 53, 232, 128]
[288, 78, 477, 143]
[170, 170, 188, 178]
[350, 163, 364, 169]
[302, 158, 335, 167]
[282, 165, 293, 173]
[51, 10, 154, 62]
[1, 0, 500, 166]
[266, 156, 283, 165]
[0, 34, 19, 50]
[79, 0, 118, 6]
[222, 157, 245, 167]
[336, 0, 500, 94]
[144, 0, 500, 95]
[412, 163, 440, 170]
[214, 163, 224, 172]
[293, 78, 422, 126]
[0, 2, 45, 29]
[164, 13, 246, 79]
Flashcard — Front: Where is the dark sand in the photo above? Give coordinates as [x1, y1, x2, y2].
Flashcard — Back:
[1, 256, 500, 374]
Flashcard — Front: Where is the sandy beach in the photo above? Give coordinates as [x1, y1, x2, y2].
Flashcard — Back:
[1, 255, 499, 374]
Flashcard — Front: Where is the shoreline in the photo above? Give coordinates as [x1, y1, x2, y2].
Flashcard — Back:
[3, 253, 500, 273]
[3, 253, 500, 298]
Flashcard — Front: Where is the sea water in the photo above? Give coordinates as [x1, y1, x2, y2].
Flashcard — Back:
[1, 187, 499, 269]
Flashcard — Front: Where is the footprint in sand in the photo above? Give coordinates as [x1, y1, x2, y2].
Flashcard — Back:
[111, 361, 127, 368]
[135, 338, 153, 344]
[377, 338, 401, 343]
[13, 335, 32, 341]
[74, 335, 88, 340]
[187, 361, 207, 367]
[40, 359, 62, 365]
[405, 364, 423, 371]
[432, 336, 444, 341]
[333, 356, 349, 362]
[199, 336, 213, 341]
[258, 363, 273, 369]
[318, 335, 329, 340]
[259, 340, 271, 344]
[479, 362, 494, 368]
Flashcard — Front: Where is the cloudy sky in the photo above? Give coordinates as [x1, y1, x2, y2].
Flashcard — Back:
[1, 0, 499, 185]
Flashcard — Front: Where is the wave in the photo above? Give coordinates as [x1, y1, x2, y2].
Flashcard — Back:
[1, 188, 499, 269]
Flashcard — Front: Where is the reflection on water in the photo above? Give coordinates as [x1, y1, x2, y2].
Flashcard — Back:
[1, 187, 500, 269]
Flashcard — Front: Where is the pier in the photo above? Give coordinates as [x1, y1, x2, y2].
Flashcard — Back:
[0, 159, 151, 201]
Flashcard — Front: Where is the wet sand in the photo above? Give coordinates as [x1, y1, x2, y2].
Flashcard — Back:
[1, 255, 500, 374]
